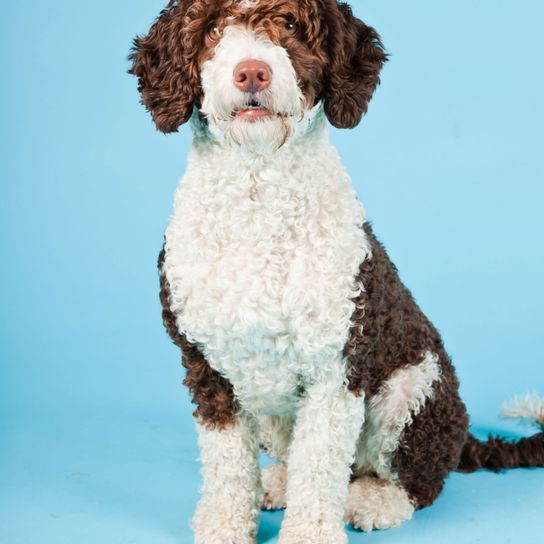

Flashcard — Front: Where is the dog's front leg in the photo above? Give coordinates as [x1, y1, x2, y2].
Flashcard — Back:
[193, 412, 260, 544]
[279, 381, 365, 544]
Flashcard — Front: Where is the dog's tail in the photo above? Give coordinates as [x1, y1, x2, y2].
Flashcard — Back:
[457, 393, 544, 473]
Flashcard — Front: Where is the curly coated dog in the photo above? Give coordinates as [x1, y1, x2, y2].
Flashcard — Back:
[130, 1, 544, 542]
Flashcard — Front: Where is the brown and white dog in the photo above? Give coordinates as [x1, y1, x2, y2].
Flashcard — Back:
[130, 1, 544, 542]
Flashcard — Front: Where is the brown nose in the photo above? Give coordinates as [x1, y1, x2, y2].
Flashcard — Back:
[233, 59, 272, 93]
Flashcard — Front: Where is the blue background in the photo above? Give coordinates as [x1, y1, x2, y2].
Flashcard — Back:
[1, 1, 543, 543]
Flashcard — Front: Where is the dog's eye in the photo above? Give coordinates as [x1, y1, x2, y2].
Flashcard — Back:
[207, 23, 222, 42]
[284, 15, 297, 34]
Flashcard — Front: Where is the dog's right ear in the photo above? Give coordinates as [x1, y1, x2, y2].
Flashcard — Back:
[129, 1, 197, 133]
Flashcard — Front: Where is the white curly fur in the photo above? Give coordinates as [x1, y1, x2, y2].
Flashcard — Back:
[345, 476, 415, 531]
[502, 393, 544, 428]
[193, 414, 261, 544]
[279, 384, 366, 544]
[354, 351, 442, 479]
[164, 112, 369, 417]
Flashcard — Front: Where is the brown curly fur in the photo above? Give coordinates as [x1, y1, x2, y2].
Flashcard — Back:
[129, 1, 197, 133]
[345, 223, 453, 398]
[129, 0, 386, 132]
[392, 365, 469, 508]
[158, 248, 238, 429]
[320, 1, 387, 128]
[458, 431, 544, 473]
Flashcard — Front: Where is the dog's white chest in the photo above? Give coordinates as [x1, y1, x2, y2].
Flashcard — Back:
[163, 131, 369, 414]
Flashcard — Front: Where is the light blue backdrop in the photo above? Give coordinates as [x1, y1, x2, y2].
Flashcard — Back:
[1, 1, 543, 543]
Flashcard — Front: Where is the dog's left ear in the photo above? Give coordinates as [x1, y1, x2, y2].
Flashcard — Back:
[323, 2, 387, 129]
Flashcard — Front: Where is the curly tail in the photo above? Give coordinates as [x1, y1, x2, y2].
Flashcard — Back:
[457, 393, 544, 473]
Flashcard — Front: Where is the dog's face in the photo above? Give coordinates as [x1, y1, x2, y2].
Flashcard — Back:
[130, 0, 386, 150]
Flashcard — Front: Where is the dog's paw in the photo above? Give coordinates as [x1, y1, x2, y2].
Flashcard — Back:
[344, 476, 414, 532]
[194, 526, 256, 544]
[278, 530, 348, 544]
[261, 463, 287, 511]
[278, 519, 348, 544]
[193, 499, 257, 544]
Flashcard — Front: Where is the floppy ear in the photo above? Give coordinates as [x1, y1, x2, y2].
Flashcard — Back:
[323, 2, 387, 129]
[129, 1, 197, 133]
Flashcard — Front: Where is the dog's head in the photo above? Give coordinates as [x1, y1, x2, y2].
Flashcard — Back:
[130, 0, 386, 150]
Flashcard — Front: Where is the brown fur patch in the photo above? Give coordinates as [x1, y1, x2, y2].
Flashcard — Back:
[158, 248, 238, 429]
[345, 223, 452, 398]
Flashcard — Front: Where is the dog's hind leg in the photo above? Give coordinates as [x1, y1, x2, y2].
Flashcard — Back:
[261, 463, 287, 510]
[390, 362, 469, 510]
[258, 415, 294, 462]
[352, 351, 468, 519]
[258, 415, 293, 510]
[258, 416, 295, 510]
[344, 476, 414, 531]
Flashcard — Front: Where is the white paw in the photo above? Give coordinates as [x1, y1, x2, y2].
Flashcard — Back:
[279, 519, 348, 544]
[261, 464, 287, 511]
[344, 476, 415, 532]
[194, 525, 256, 544]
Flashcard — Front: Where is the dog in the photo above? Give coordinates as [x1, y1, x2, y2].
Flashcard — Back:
[130, 1, 544, 542]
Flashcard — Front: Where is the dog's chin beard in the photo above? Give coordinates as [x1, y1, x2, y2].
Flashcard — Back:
[225, 115, 292, 153]
[202, 93, 310, 153]
[200, 91, 297, 152]
[226, 96, 291, 153]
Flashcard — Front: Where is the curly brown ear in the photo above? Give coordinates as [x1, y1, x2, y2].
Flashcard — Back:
[129, 1, 196, 133]
[323, 2, 387, 129]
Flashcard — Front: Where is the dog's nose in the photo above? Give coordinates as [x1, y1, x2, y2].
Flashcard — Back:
[233, 60, 272, 93]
